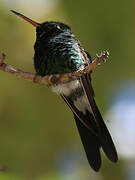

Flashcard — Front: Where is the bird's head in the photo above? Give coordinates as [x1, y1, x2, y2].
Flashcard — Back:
[11, 10, 72, 39]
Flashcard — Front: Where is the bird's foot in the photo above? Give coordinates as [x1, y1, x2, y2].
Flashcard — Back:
[96, 50, 109, 64]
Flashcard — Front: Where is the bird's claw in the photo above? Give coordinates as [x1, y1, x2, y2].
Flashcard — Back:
[96, 50, 109, 62]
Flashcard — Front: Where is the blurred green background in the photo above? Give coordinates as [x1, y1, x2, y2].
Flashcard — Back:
[0, 0, 135, 179]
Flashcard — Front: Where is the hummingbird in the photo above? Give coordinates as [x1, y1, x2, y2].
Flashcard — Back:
[11, 10, 118, 171]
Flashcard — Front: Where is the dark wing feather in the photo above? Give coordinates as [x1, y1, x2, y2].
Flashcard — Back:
[81, 74, 118, 162]
[74, 114, 101, 171]
[61, 94, 102, 171]
[61, 94, 98, 136]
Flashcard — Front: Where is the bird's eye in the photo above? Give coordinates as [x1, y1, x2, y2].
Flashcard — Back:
[56, 24, 71, 31]
[56, 25, 61, 30]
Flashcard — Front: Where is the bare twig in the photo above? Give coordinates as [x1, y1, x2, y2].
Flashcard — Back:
[0, 51, 109, 85]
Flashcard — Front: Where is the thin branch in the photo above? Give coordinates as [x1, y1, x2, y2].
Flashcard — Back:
[0, 51, 109, 86]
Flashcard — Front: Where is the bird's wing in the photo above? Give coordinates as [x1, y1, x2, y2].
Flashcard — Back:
[61, 93, 102, 171]
[80, 73, 118, 162]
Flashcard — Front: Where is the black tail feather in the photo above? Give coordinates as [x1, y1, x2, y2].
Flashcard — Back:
[74, 114, 101, 171]
[93, 101, 118, 162]
[61, 73, 118, 171]
[81, 74, 118, 163]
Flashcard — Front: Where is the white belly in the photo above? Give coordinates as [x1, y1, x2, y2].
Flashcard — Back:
[52, 79, 90, 114]
[52, 80, 81, 96]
